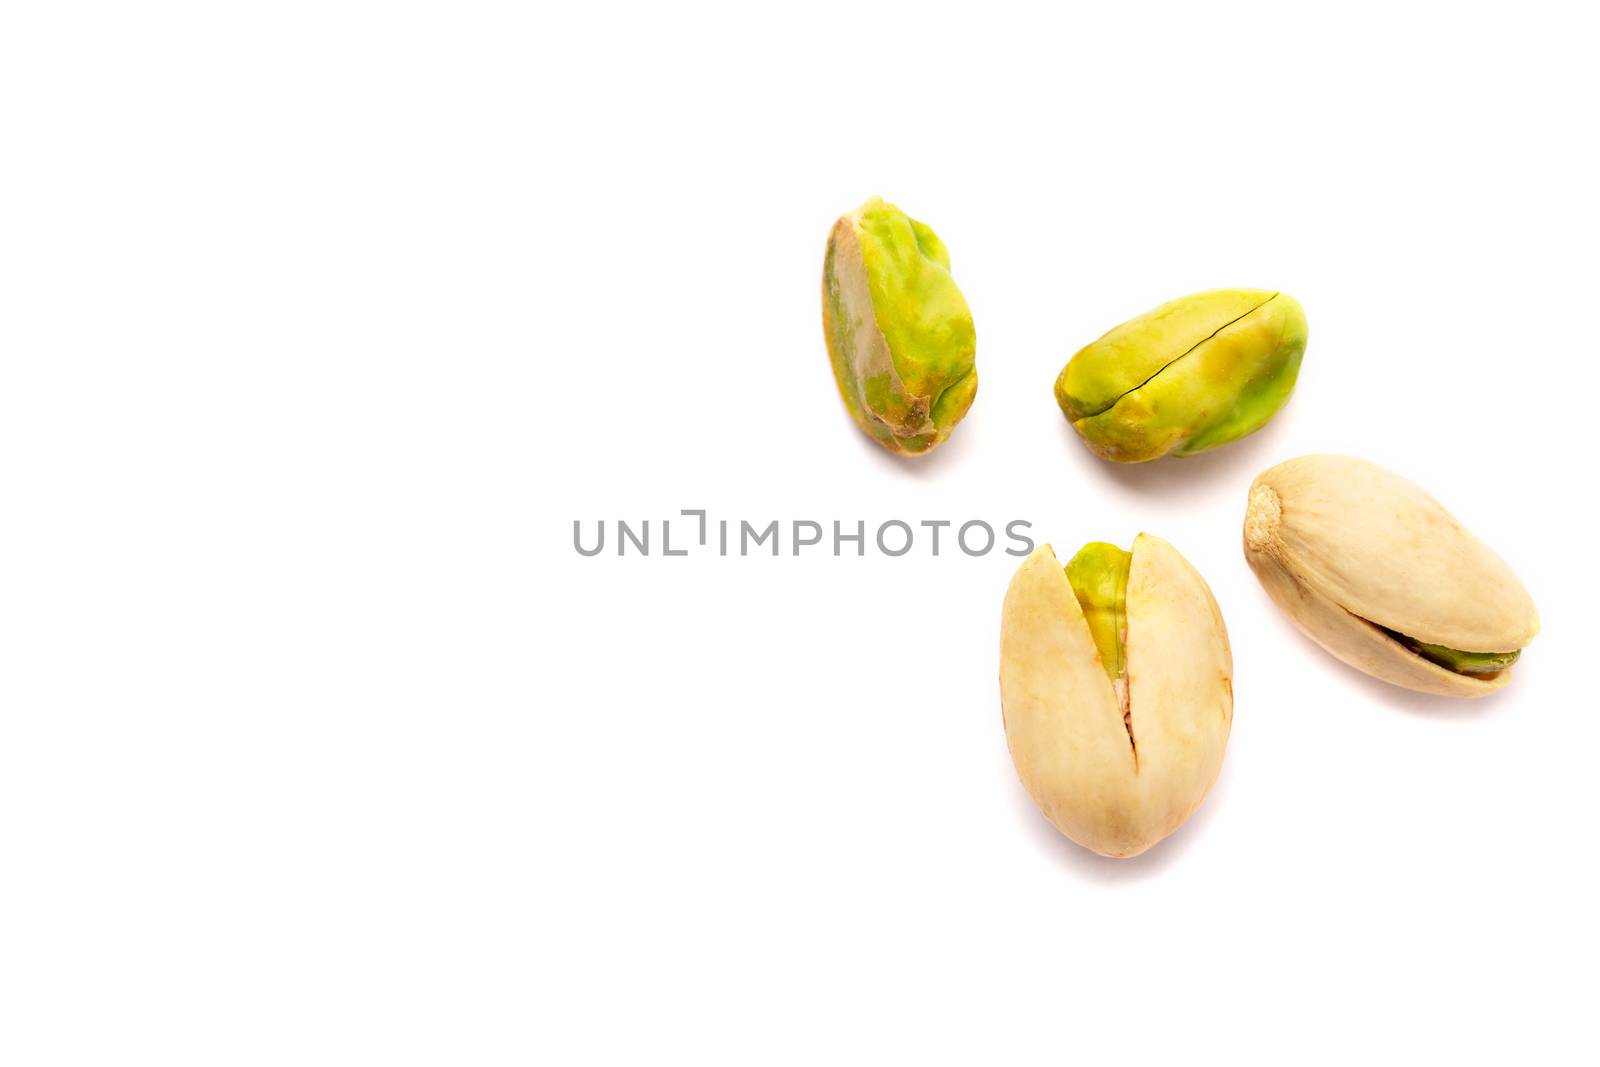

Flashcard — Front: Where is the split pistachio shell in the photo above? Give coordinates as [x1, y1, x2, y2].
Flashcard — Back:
[1056, 288, 1307, 462]
[999, 535, 1233, 858]
[1243, 454, 1539, 698]
[822, 197, 977, 455]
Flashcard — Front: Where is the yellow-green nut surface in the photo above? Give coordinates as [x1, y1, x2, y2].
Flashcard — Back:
[1000, 535, 1233, 858]
[1056, 289, 1308, 462]
[1244, 455, 1539, 698]
[822, 197, 976, 455]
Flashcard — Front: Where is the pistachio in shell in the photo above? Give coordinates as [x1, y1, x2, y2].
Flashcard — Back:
[999, 535, 1233, 858]
[821, 197, 977, 455]
[1056, 288, 1308, 462]
[1243, 454, 1539, 698]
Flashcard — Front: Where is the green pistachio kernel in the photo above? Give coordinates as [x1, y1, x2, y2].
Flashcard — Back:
[1056, 288, 1308, 463]
[1384, 629, 1522, 676]
[1064, 542, 1133, 682]
[822, 197, 977, 456]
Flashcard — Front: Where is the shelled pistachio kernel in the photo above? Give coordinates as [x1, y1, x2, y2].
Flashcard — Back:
[1056, 288, 1307, 462]
[822, 197, 976, 455]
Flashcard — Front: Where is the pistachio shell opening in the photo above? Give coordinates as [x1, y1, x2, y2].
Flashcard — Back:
[1064, 542, 1131, 683]
[1380, 630, 1521, 676]
[1056, 288, 1307, 463]
[821, 197, 976, 455]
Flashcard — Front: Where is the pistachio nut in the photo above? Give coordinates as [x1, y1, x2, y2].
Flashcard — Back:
[822, 197, 977, 455]
[999, 535, 1233, 858]
[1056, 288, 1308, 462]
[1243, 454, 1539, 698]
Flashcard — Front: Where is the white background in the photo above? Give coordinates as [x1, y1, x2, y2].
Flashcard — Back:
[3, 2, 1597, 1063]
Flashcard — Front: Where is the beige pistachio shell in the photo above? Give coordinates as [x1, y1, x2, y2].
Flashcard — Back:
[999, 535, 1232, 858]
[1243, 454, 1539, 698]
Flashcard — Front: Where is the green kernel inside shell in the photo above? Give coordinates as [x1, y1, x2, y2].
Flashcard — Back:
[1065, 542, 1132, 683]
[1381, 627, 1522, 676]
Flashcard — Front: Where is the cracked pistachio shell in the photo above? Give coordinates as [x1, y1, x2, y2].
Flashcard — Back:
[1056, 289, 1308, 462]
[822, 197, 977, 455]
[1243, 455, 1539, 698]
[999, 535, 1233, 858]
